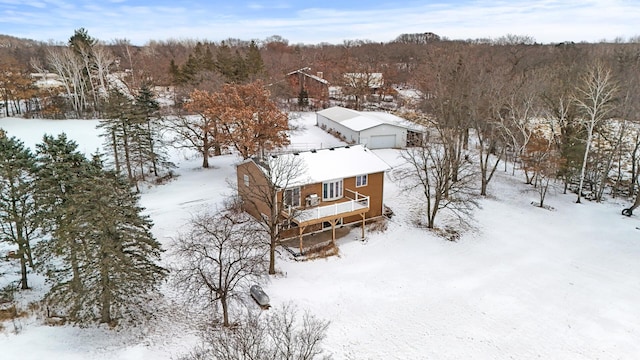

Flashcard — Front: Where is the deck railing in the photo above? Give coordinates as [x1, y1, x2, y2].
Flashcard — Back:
[283, 189, 370, 223]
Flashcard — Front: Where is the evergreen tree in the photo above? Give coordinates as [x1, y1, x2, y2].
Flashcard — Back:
[215, 41, 234, 81]
[66, 155, 167, 325]
[245, 40, 265, 80]
[233, 49, 248, 83]
[35, 137, 167, 325]
[298, 89, 309, 108]
[0, 134, 38, 289]
[68, 27, 97, 56]
[134, 85, 162, 177]
[100, 86, 173, 184]
[99, 88, 135, 180]
[215, 41, 240, 83]
[34, 134, 91, 315]
[169, 59, 183, 85]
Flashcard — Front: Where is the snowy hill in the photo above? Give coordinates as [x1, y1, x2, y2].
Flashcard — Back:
[0, 114, 639, 359]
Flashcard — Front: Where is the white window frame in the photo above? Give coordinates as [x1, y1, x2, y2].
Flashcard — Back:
[283, 187, 301, 208]
[356, 174, 368, 187]
[322, 179, 343, 201]
[243, 174, 250, 187]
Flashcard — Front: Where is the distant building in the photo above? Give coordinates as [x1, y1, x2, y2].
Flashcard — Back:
[343, 72, 384, 94]
[286, 67, 330, 106]
[316, 106, 426, 149]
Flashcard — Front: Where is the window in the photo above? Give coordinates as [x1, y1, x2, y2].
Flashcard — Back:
[356, 174, 368, 187]
[322, 179, 343, 201]
[243, 174, 250, 187]
[284, 187, 301, 208]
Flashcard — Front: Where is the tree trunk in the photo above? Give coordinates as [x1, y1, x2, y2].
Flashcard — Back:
[269, 190, 278, 275]
[147, 120, 158, 176]
[18, 243, 29, 290]
[111, 130, 120, 174]
[121, 121, 134, 180]
[202, 133, 210, 168]
[100, 252, 111, 324]
[221, 294, 230, 327]
[576, 127, 594, 203]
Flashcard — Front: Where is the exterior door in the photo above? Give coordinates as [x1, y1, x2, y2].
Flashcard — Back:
[369, 134, 396, 149]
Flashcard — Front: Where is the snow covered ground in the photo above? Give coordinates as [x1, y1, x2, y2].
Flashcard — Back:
[0, 113, 639, 359]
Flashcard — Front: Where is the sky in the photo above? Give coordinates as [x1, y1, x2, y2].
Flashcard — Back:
[1, 0, 639, 45]
[0, 0, 639, 45]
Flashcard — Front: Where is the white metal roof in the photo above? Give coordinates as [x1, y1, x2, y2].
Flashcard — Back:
[265, 144, 390, 186]
[286, 69, 330, 85]
[317, 106, 425, 133]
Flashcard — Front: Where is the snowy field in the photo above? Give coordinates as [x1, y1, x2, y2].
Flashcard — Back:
[0, 113, 639, 359]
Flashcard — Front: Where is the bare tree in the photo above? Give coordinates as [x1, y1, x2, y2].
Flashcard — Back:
[46, 47, 86, 117]
[181, 304, 331, 360]
[521, 131, 564, 208]
[236, 154, 307, 275]
[393, 126, 478, 230]
[171, 210, 267, 327]
[574, 63, 619, 203]
[496, 70, 543, 180]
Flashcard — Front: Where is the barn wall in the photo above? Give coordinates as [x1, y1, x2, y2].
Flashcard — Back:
[360, 124, 407, 149]
[316, 114, 360, 144]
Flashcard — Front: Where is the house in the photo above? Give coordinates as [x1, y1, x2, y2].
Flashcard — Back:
[330, 72, 385, 102]
[343, 72, 384, 94]
[316, 106, 426, 149]
[286, 67, 330, 106]
[236, 145, 390, 252]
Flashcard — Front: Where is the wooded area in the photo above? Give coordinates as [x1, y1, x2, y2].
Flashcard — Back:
[1, 29, 640, 352]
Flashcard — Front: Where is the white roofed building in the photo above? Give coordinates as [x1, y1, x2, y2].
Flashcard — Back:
[316, 106, 426, 149]
[236, 144, 390, 252]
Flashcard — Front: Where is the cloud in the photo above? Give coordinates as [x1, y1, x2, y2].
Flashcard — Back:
[1, 0, 639, 45]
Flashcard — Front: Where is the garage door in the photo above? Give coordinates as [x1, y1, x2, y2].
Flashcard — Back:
[368, 135, 396, 149]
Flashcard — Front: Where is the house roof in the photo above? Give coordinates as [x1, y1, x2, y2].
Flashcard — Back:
[261, 144, 390, 187]
[317, 106, 425, 133]
[343, 72, 384, 88]
[286, 68, 330, 85]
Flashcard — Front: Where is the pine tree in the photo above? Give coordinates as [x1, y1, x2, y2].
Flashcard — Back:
[99, 88, 135, 181]
[66, 155, 167, 325]
[0, 134, 38, 289]
[35, 137, 167, 325]
[34, 134, 91, 316]
[133, 85, 174, 177]
[215, 41, 239, 83]
[245, 40, 265, 80]
[68, 27, 97, 56]
[169, 59, 183, 85]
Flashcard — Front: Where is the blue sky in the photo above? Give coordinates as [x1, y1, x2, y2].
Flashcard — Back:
[1, 0, 639, 45]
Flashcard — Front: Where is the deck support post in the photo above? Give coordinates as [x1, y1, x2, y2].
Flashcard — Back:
[298, 225, 307, 254]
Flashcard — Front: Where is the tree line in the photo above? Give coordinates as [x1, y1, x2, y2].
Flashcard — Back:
[394, 43, 639, 229]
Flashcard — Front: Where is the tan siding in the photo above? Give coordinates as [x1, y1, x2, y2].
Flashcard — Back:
[237, 161, 273, 219]
[237, 160, 386, 240]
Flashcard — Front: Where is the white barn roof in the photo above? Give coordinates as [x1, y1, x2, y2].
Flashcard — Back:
[317, 106, 425, 133]
[264, 144, 390, 186]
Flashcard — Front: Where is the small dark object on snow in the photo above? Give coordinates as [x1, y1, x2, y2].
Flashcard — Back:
[623, 194, 640, 217]
[250, 285, 270, 309]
